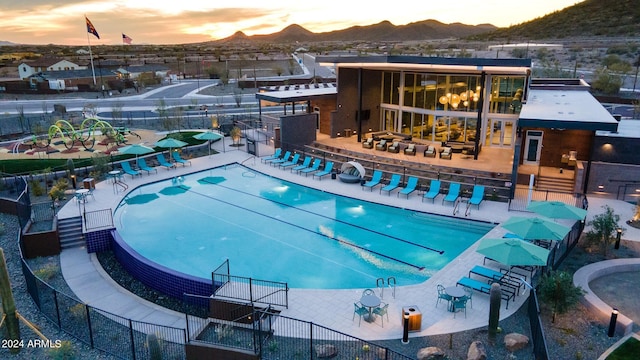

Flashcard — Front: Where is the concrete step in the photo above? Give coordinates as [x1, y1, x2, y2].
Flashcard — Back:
[536, 175, 574, 193]
[58, 216, 84, 249]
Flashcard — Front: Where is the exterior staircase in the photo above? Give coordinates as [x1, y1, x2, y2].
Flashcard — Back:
[58, 216, 85, 249]
[536, 174, 575, 193]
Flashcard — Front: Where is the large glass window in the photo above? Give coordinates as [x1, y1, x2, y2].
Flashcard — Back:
[489, 76, 526, 114]
[382, 71, 400, 105]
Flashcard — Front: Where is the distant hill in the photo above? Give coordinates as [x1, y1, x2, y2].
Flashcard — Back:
[0, 41, 16, 46]
[473, 0, 640, 40]
[215, 20, 497, 44]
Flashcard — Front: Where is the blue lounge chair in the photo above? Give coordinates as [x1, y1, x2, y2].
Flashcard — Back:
[121, 161, 141, 179]
[313, 161, 334, 180]
[398, 176, 419, 198]
[457, 276, 515, 309]
[362, 170, 383, 191]
[269, 151, 291, 167]
[442, 182, 461, 205]
[422, 180, 441, 203]
[172, 152, 191, 166]
[137, 158, 158, 175]
[380, 174, 401, 195]
[279, 153, 300, 169]
[299, 158, 321, 176]
[261, 148, 282, 163]
[291, 156, 312, 173]
[469, 185, 485, 209]
[156, 154, 175, 169]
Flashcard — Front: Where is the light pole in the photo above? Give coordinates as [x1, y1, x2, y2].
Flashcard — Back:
[401, 311, 410, 344]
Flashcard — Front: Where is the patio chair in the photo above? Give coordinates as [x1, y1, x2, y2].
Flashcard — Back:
[439, 147, 452, 160]
[172, 152, 191, 166]
[120, 161, 141, 179]
[398, 176, 418, 199]
[353, 302, 369, 326]
[442, 182, 460, 205]
[424, 145, 436, 158]
[380, 174, 401, 195]
[278, 153, 300, 169]
[404, 143, 416, 156]
[362, 170, 383, 191]
[362, 137, 374, 149]
[156, 154, 175, 169]
[436, 284, 452, 308]
[261, 148, 282, 163]
[373, 302, 390, 327]
[422, 180, 441, 203]
[313, 161, 334, 180]
[137, 158, 158, 175]
[452, 297, 468, 318]
[269, 151, 291, 167]
[362, 289, 375, 296]
[375, 139, 388, 151]
[291, 156, 312, 173]
[387, 141, 400, 153]
[299, 158, 321, 176]
[463, 287, 473, 309]
[469, 185, 485, 209]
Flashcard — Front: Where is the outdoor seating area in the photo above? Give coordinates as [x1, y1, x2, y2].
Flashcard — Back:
[352, 289, 388, 328]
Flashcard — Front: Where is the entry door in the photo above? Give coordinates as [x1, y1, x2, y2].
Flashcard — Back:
[382, 109, 398, 132]
[523, 130, 544, 165]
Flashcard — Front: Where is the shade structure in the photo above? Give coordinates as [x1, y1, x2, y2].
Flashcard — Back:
[193, 131, 224, 156]
[502, 216, 571, 241]
[476, 238, 550, 267]
[527, 200, 588, 220]
[340, 161, 366, 179]
[155, 138, 188, 153]
[118, 144, 155, 160]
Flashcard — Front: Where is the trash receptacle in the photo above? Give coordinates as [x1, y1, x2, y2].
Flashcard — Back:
[402, 306, 422, 332]
[83, 178, 95, 190]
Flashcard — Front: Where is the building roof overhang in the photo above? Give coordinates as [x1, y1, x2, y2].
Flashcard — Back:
[255, 85, 337, 104]
[519, 89, 618, 132]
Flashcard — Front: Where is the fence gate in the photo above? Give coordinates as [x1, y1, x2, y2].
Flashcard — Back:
[247, 138, 256, 156]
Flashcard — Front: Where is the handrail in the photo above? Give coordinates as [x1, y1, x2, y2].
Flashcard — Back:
[376, 277, 385, 299]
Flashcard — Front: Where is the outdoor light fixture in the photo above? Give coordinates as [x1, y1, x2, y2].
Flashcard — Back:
[615, 228, 622, 249]
[70, 174, 77, 189]
[598, 185, 605, 190]
[608, 309, 619, 337]
[402, 311, 410, 344]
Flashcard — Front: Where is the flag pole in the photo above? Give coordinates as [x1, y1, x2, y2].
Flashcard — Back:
[85, 16, 97, 86]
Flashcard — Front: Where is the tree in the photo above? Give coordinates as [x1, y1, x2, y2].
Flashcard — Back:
[0, 248, 21, 354]
[591, 66, 624, 95]
[585, 205, 621, 256]
[538, 271, 585, 323]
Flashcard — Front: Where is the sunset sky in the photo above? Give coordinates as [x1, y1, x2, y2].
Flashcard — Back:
[1, 0, 584, 45]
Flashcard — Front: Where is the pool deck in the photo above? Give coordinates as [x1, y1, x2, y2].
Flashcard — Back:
[57, 138, 640, 341]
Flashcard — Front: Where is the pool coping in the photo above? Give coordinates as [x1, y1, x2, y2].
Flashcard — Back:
[573, 258, 639, 336]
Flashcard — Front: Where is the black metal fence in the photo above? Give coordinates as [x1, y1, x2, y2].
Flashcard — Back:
[527, 289, 549, 360]
[212, 260, 289, 308]
[20, 248, 187, 360]
[84, 208, 114, 231]
[509, 187, 584, 212]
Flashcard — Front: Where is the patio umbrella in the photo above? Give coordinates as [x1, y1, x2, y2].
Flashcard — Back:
[502, 216, 571, 242]
[527, 200, 588, 220]
[118, 144, 154, 161]
[155, 138, 188, 156]
[476, 238, 550, 267]
[193, 131, 223, 156]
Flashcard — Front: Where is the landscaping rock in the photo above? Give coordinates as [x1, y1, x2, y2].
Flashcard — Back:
[467, 341, 487, 360]
[315, 344, 338, 358]
[504, 332, 529, 352]
[417, 346, 446, 360]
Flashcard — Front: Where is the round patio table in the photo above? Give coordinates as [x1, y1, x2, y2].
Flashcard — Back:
[360, 294, 381, 322]
[445, 286, 466, 312]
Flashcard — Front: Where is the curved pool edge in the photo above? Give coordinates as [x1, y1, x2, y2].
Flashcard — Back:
[573, 258, 640, 336]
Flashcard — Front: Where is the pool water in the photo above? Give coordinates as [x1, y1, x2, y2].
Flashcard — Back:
[114, 165, 493, 289]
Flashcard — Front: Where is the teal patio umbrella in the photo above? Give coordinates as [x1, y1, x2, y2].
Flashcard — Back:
[155, 138, 188, 156]
[527, 201, 588, 220]
[193, 131, 223, 156]
[118, 144, 154, 161]
[502, 216, 571, 242]
[476, 237, 550, 267]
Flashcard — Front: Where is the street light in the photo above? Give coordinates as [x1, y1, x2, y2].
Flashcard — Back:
[614, 228, 622, 249]
[608, 309, 619, 337]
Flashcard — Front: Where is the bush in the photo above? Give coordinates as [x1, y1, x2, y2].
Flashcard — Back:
[29, 180, 45, 196]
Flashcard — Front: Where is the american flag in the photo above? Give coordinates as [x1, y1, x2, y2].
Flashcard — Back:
[85, 16, 100, 39]
[122, 33, 133, 45]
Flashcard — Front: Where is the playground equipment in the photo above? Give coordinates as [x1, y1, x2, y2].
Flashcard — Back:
[27, 117, 140, 152]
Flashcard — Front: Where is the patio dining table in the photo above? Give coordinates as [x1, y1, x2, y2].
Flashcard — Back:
[360, 294, 381, 322]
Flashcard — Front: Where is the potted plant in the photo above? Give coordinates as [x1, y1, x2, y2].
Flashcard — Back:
[230, 126, 242, 146]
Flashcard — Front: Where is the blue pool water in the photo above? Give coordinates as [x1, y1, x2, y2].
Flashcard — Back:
[114, 165, 493, 289]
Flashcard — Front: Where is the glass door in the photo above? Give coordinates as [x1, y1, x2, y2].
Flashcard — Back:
[523, 130, 544, 165]
[485, 119, 515, 147]
[383, 108, 399, 132]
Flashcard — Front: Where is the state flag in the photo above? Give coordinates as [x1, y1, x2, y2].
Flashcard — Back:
[122, 33, 133, 45]
[86, 16, 100, 39]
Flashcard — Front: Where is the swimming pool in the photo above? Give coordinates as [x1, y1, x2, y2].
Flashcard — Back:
[114, 165, 493, 289]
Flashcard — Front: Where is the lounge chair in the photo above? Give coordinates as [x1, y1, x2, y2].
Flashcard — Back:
[422, 180, 441, 203]
[404, 143, 416, 156]
[469, 265, 522, 296]
[380, 174, 401, 195]
[172, 152, 191, 166]
[313, 161, 334, 180]
[156, 154, 175, 169]
[120, 161, 141, 179]
[362, 138, 374, 149]
[279, 153, 300, 169]
[269, 151, 291, 167]
[469, 185, 485, 209]
[440, 147, 452, 160]
[299, 158, 321, 176]
[387, 141, 400, 153]
[398, 176, 418, 199]
[442, 182, 460, 205]
[291, 156, 312, 173]
[375, 139, 388, 151]
[137, 158, 158, 175]
[457, 276, 515, 309]
[261, 148, 282, 163]
[362, 170, 383, 191]
[424, 145, 436, 158]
